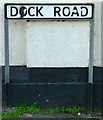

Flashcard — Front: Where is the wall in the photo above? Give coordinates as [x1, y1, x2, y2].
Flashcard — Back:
[94, 2, 101, 66]
[1, 0, 103, 110]
[27, 21, 89, 67]
[101, 1, 103, 66]
[9, 21, 26, 65]
[0, 0, 102, 67]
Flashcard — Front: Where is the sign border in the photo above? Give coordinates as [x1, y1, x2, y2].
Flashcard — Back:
[4, 3, 94, 20]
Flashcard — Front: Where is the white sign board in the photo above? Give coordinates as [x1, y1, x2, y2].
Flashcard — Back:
[5, 3, 94, 19]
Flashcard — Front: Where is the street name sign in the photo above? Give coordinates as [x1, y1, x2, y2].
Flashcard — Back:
[5, 3, 94, 20]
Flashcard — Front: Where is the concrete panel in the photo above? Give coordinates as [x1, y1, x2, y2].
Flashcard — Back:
[0, 18, 3, 65]
[0, 1, 4, 66]
[9, 21, 26, 65]
[27, 21, 90, 67]
[101, 2, 103, 66]
[94, 2, 101, 66]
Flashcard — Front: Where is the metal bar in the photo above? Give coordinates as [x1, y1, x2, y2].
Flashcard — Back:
[88, 19, 94, 84]
[88, 17, 94, 112]
[4, 18, 9, 84]
[4, 15, 10, 108]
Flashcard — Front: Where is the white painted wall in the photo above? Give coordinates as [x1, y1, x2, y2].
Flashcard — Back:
[93, 2, 101, 66]
[27, 21, 90, 67]
[9, 20, 26, 65]
[0, 6, 3, 66]
[0, 0, 102, 67]
[101, 2, 103, 66]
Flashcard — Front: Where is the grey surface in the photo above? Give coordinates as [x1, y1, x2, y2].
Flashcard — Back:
[20, 112, 102, 119]
[101, 1, 103, 66]
[88, 18, 94, 84]
[4, 18, 9, 84]
[88, 16, 94, 112]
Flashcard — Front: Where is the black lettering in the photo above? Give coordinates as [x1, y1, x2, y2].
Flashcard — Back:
[28, 7, 35, 16]
[71, 7, 79, 17]
[63, 7, 70, 16]
[19, 6, 27, 18]
[36, 6, 43, 16]
[81, 7, 88, 16]
[11, 6, 18, 16]
[54, 7, 61, 16]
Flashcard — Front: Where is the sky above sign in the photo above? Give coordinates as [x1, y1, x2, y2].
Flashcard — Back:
[5, 4, 94, 19]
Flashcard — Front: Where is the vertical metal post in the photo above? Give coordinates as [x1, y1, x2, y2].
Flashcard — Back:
[4, 18, 9, 84]
[4, 16, 10, 107]
[88, 18, 94, 112]
[89, 19, 94, 84]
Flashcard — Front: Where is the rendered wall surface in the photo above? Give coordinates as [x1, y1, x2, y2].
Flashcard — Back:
[9, 21, 26, 65]
[94, 2, 101, 66]
[101, 2, 103, 66]
[27, 21, 90, 67]
[0, 0, 102, 67]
